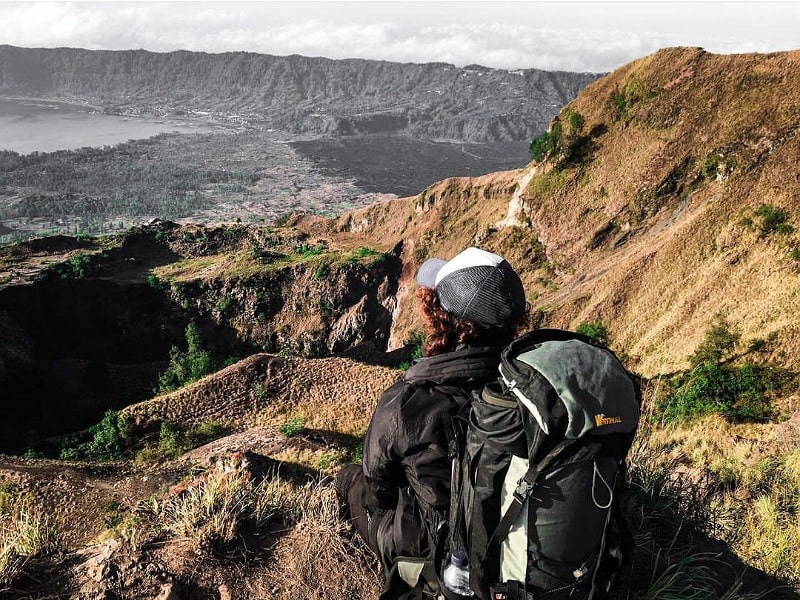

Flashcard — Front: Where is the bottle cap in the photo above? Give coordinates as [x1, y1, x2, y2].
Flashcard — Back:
[450, 548, 468, 567]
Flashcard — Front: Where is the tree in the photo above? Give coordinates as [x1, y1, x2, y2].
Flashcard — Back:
[157, 323, 215, 392]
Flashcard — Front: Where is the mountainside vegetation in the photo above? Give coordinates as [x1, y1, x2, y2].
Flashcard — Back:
[1, 47, 799, 598]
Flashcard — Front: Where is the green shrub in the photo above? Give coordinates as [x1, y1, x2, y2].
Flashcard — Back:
[294, 243, 325, 259]
[279, 417, 305, 438]
[216, 297, 232, 315]
[68, 252, 93, 277]
[320, 298, 334, 316]
[576, 320, 610, 346]
[657, 318, 785, 423]
[659, 361, 776, 424]
[407, 331, 426, 361]
[351, 442, 364, 465]
[51, 251, 100, 279]
[613, 93, 628, 115]
[356, 246, 379, 258]
[313, 261, 330, 280]
[755, 204, 794, 236]
[688, 317, 739, 368]
[158, 421, 182, 456]
[59, 410, 130, 461]
[529, 125, 561, 162]
[146, 273, 164, 289]
[398, 331, 426, 370]
[529, 108, 590, 169]
[157, 323, 215, 393]
[136, 420, 228, 462]
[701, 154, 720, 179]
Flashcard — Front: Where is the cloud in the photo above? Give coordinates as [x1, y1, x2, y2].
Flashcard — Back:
[1, 2, 797, 73]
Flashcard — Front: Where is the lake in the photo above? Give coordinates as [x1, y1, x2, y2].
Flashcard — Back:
[0, 98, 214, 154]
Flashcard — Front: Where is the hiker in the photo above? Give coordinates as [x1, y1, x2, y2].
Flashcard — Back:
[336, 247, 529, 599]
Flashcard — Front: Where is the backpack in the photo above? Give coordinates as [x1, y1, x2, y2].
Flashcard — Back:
[436, 329, 641, 600]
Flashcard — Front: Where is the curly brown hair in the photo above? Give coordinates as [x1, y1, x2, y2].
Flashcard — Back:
[417, 287, 529, 356]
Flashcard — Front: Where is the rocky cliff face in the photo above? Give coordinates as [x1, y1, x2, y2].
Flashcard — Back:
[0, 45, 599, 142]
[0, 223, 405, 450]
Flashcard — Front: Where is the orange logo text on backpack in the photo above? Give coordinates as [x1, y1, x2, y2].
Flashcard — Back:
[594, 413, 623, 427]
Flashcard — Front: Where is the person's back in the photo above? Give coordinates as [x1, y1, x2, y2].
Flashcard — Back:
[336, 247, 528, 599]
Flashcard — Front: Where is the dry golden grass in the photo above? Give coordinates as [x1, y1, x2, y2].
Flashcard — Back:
[126, 353, 400, 435]
[0, 502, 61, 587]
[633, 386, 800, 586]
[146, 459, 380, 599]
[740, 496, 800, 581]
[258, 478, 381, 600]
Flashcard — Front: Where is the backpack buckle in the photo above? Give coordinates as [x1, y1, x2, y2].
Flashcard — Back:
[513, 479, 534, 503]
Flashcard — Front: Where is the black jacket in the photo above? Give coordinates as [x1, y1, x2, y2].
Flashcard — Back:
[362, 345, 504, 562]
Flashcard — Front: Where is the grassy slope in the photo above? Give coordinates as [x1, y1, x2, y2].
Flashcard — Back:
[297, 48, 800, 377]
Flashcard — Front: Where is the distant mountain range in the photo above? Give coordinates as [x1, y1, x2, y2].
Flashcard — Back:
[0, 45, 600, 142]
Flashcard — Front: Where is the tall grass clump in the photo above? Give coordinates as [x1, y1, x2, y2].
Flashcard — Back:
[158, 467, 253, 552]
[739, 496, 800, 581]
[635, 554, 764, 600]
[0, 504, 61, 588]
[150, 461, 380, 597]
[260, 475, 381, 600]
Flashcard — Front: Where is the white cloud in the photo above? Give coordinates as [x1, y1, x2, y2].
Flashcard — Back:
[0, 2, 797, 72]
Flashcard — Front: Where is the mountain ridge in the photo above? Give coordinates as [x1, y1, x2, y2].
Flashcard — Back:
[0, 44, 599, 142]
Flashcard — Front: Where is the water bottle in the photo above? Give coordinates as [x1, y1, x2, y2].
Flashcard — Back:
[442, 548, 473, 596]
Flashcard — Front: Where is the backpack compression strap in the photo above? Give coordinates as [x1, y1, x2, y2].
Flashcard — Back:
[484, 438, 577, 561]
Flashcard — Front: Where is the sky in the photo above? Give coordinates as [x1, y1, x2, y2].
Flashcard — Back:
[0, 1, 798, 73]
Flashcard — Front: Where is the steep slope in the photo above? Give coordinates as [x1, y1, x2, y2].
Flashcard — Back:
[299, 47, 800, 376]
[0, 45, 599, 142]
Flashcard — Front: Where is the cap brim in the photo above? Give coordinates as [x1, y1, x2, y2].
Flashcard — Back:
[416, 258, 447, 288]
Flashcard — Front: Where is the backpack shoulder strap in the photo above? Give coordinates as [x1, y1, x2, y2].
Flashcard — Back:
[484, 438, 577, 559]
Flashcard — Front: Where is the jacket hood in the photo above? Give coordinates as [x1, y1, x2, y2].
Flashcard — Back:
[404, 345, 503, 387]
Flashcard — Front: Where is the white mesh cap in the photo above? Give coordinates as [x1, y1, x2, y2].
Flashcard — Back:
[417, 247, 526, 329]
